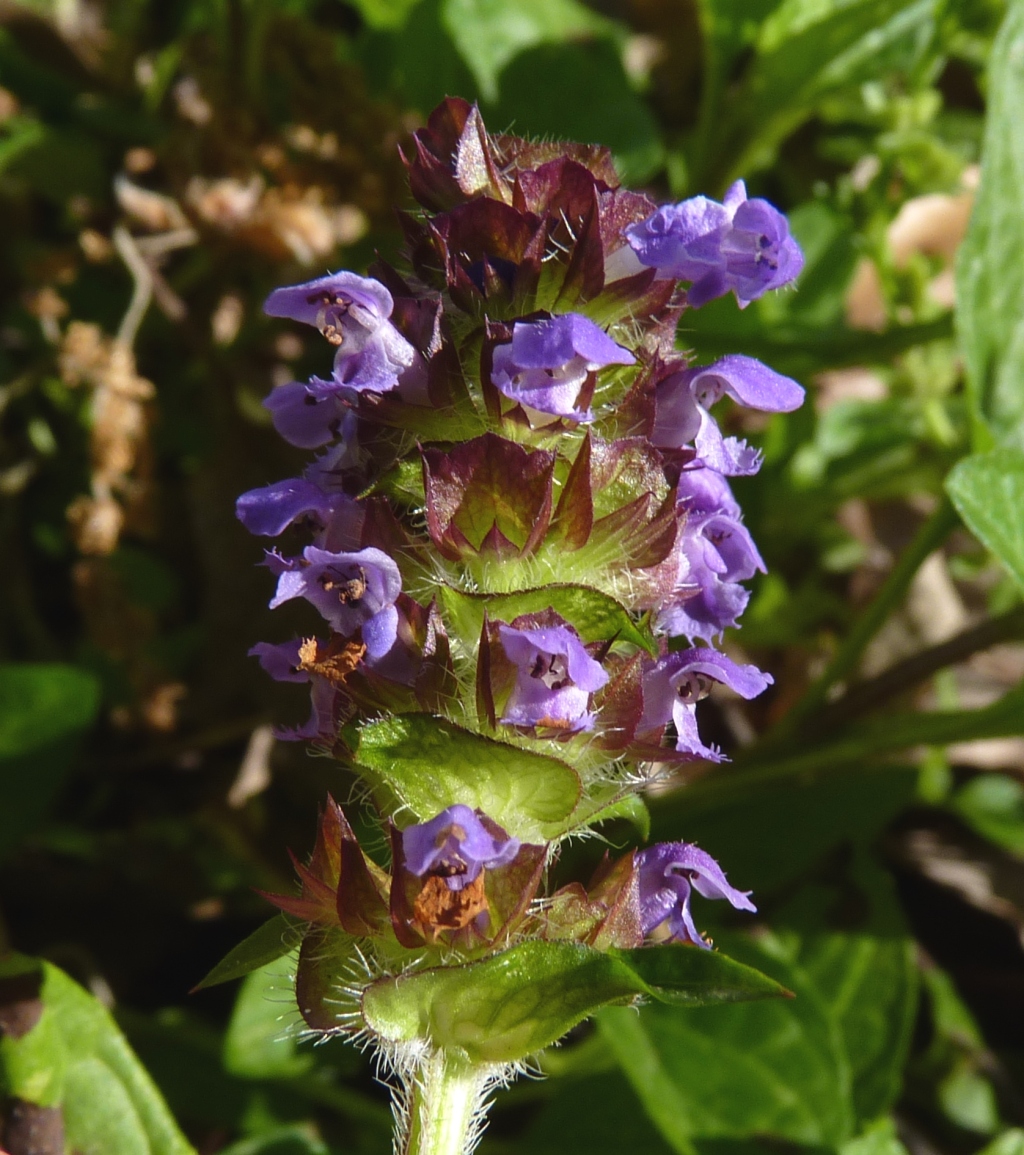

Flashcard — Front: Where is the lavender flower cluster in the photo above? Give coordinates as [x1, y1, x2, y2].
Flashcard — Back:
[237, 101, 803, 984]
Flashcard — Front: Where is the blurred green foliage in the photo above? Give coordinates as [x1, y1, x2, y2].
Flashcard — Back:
[2, 0, 1024, 1151]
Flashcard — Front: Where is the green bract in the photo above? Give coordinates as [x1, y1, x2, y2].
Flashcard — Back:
[361, 941, 789, 1064]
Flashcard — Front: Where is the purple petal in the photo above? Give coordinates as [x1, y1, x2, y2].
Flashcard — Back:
[264, 271, 394, 327]
[402, 805, 520, 891]
[236, 478, 339, 538]
[268, 545, 402, 636]
[685, 355, 804, 413]
[676, 467, 741, 518]
[262, 382, 353, 449]
[641, 646, 772, 738]
[362, 604, 399, 661]
[498, 623, 608, 731]
[637, 840, 755, 945]
[249, 640, 308, 683]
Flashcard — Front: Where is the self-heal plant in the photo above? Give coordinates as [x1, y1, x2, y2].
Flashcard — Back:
[225, 100, 805, 1155]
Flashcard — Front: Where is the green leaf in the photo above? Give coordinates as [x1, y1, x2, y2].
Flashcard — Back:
[0, 955, 194, 1153]
[193, 915, 304, 992]
[601, 863, 915, 1148]
[361, 939, 787, 1063]
[523, 1071, 677, 1155]
[354, 713, 582, 841]
[977, 1132, 1024, 1155]
[841, 1118, 911, 1155]
[223, 956, 312, 1081]
[218, 1128, 329, 1155]
[0, 663, 100, 859]
[951, 773, 1024, 857]
[441, 0, 616, 102]
[707, 0, 938, 187]
[946, 448, 1024, 593]
[956, 0, 1024, 447]
[440, 583, 656, 655]
[487, 40, 665, 183]
[346, 0, 426, 30]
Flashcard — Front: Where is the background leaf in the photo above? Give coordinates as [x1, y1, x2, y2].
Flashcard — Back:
[0, 663, 100, 859]
[0, 956, 195, 1154]
[946, 448, 1024, 593]
[955, 0, 1024, 447]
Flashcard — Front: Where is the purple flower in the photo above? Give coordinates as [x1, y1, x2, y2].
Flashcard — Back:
[236, 478, 360, 540]
[499, 623, 610, 731]
[262, 381, 356, 449]
[625, 180, 804, 307]
[640, 647, 772, 760]
[676, 465, 741, 519]
[264, 271, 416, 395]
[402, 805, 520, 892]
[250, 638, 308, 683]
[266, 546, 401, 660]
[652, 355, 804, 474]
[658, 502, 766, 642]
[637, 841, 756, 946]
[491, 314, 634, 420]
[248, 640, 341, 744]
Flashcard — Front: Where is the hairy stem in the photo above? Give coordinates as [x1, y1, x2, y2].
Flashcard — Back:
[401, 1051, 492, 1155]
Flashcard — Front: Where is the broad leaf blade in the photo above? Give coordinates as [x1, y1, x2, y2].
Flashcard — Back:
[223, 956, 311, 1080]
[0, 955, 194, 1154]
[956, 0, 1024, 447]
[355, 713, 582, 840]
[361, 939, 785, 1064]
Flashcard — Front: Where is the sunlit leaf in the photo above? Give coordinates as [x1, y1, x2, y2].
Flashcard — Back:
[946, 448, 1024, 594]
[362, 939, 787, 1063]
[956, 0, 1024, 447]
[0, 955, 194, 1154]
[354, 713, 581, 841]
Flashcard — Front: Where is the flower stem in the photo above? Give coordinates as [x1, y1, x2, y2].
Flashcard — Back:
[402, 1051, 491, 1155]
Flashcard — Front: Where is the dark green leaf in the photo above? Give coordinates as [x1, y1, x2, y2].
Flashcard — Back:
[522, 1071, 676, 1155]
[487, 40, 664, 183]
[946, 448, 1024, 593]
[354, 713, 582, 841]
[601, 863, 915, 1148]
[361, 939, 786, 1063]
[441, 0, 616, 102]
[0, 663, 100, 859]
[193, 915, 304, 992]
[955, 0, 1024, 446]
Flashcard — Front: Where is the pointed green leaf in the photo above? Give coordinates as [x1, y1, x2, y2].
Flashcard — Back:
[946, 448, 1024, 594]
[355, 714, 581, 841]
[441, 583, 656, 655]
[193, 914, 304, 991]
[0, 955, 194, 1153]
[361, 939, 786, 1064]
